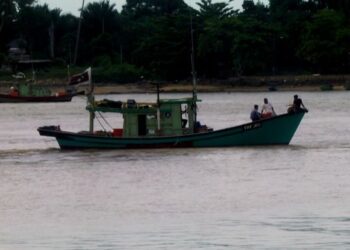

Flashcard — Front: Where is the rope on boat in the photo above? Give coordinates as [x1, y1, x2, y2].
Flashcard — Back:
[95, 113, 108, 132]
[95, 111, 117, 138]
[97, 111, 114, 130]
[78, 94, 113, 133]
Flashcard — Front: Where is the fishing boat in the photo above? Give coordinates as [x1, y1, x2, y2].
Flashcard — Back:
[0, 69, 88, 103]
[37, 98, 307, 149]
[0, 83, 82, 103]
[37, 69, 307, 149]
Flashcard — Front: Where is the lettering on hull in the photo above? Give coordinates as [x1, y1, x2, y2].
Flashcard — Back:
[243, 123, 261, 131]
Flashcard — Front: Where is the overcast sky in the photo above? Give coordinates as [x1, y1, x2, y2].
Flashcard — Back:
[38, 0, 268, 16]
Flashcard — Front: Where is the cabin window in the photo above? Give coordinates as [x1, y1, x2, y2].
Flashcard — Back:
[147, 114, 156, 120]
[164, 112, 172, 118]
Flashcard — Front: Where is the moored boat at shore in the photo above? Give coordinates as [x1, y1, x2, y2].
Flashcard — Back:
[0, 68, 89, 103]
[0, 83, 82, 103]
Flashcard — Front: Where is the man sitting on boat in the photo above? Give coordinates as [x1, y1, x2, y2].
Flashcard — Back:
[250, 104, 261, 121]
[288, 95, 308, 113]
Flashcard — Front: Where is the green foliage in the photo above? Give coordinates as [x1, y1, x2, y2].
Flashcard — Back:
[122, 0, 187, 18]
[0, 53, 6, 66]
[93, 55, 113, 67]
[89, 33, 115, 58]
[82, 0, 119, 36]
[344, 82, 350, 90]
[0, 0, 37, 51]
[94, 64, 146, 83]
[311, 0, 350, 17]
[196, 0, 239, 77]
[16, 4, 53, 56]
[242, 0, 269, 21]
[232, 17, 274, 75]
[127, 12, 192, 80]
[55, 14, 78, 64]
[198, 0, 236, 20]
[320, 83, 334, 91]
[197, 17, 236, 77]
[1, 0, 350, 81]
[298, 9, 350, 73]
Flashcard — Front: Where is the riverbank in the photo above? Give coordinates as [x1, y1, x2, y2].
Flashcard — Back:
[91, 82, 335, 94]
[1, 74, 349, 94]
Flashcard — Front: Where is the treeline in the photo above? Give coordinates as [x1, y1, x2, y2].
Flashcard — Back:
[1, 0, 350, 82]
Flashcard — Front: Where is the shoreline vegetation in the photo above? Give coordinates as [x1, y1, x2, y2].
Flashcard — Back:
[2, 1, 350, 89]
[1, 74, 350, 94]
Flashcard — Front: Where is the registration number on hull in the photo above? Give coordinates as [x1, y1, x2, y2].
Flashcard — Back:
[243, 123, 261, 131]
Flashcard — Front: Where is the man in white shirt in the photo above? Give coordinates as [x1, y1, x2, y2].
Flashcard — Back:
[261, 98, 276, 118]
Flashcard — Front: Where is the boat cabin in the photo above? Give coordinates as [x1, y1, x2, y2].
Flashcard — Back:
[12, 82, 51, 97]
[87, 97, 200, 137]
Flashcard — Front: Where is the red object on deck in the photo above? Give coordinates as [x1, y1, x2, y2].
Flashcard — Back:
[261, 113, 272, 119]
[56, 91, 67, 96]
[112, 129, 123, 137]
[9, 90, 19, 96]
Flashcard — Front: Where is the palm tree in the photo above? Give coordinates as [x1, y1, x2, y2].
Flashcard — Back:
[0, 0, 17, 33]
[83, 0, 118, 35]
[49, 8, 61, 58]
[122, 0, 187, 17]
[197, 0, 235, 20]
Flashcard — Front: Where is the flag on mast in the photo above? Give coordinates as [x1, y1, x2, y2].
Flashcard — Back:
[69, 67, 91, 86]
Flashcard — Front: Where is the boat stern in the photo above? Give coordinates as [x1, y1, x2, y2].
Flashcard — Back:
[37, 125, 62, 137]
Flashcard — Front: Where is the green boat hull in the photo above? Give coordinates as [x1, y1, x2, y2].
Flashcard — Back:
[38, 111, 306, 149]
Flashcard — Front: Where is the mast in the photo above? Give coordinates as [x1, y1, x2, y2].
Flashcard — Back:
[67, 64, 71, 82]
[84, 67, 94, 133]
[156, 82, 161, 132]
[73, 0, 85, 65]
[0, 7, 5, 33]
[88, 94, 95, 133]
[190, 7, 197, 124]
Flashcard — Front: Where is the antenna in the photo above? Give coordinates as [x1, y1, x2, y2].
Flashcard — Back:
[156, 82, 160, 106]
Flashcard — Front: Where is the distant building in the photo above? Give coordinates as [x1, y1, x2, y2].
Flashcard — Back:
[8, 39, 30, 62]
[7, 39, 51, 71]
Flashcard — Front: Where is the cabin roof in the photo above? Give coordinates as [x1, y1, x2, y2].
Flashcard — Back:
[160, 97, 201, 104]
[87, 97, 200, 114]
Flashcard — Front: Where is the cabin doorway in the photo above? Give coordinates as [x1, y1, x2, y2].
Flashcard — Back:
[138, 115, 147, 136]
[181, 104, 189, 128]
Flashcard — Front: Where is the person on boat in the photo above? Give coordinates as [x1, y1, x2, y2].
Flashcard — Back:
[261, 98, 276, 118]
[290, 95, 308, 113]
[9, 86, 19, 97]
[250, 104, 261, 121]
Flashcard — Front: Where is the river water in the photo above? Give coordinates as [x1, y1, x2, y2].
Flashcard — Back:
[0, 92, 350, 249]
